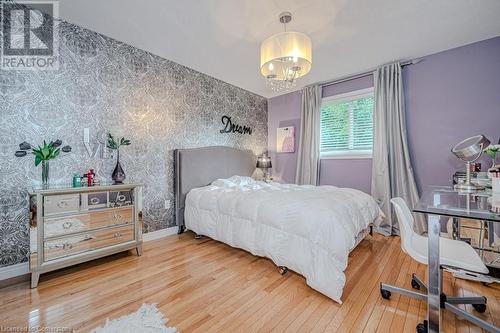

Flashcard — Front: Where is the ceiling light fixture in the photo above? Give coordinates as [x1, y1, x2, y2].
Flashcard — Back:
[260, 12, 312, 92]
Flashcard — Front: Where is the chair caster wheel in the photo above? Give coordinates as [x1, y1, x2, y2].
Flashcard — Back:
[411, 278, 420, 290]
[278, 266, 288, 275]
[416, 320, 428, 333]
[380, 288, 391, 300]
[472, 303, 487, 313]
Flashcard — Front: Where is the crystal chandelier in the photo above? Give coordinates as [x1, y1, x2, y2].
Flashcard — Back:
[260, 12, 312, 92]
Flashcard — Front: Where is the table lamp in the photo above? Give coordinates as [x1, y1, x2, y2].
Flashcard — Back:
[256, 153, 272, 182]
[451, 134, 490, 192]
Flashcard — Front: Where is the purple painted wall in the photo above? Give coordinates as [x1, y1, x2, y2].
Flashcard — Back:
[405, 36, 500, 191]
[268, 91, 302, 183]
[268, 36, 500, 193]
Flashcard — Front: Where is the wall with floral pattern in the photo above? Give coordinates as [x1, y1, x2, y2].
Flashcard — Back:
[0, 21, 267, 267]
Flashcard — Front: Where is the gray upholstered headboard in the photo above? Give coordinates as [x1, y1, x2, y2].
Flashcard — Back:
[174, 146, 256, 231]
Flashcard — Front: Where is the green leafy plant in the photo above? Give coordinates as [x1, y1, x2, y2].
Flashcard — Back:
[484, 144, 500, 161]
[107, 133, 131, 150]
[14, 139, 71, 165]
[31, 141, 61, 166]
[15, 139, 72, 187]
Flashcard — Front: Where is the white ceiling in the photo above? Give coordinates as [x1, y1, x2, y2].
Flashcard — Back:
[55, 0, 500, 98]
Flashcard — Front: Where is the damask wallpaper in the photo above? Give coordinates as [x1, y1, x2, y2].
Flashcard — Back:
[0, 22, 268, 267]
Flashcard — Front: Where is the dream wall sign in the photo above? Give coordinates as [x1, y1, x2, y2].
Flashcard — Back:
[277, 126, 295, 153]
[220, 115, 252, 135]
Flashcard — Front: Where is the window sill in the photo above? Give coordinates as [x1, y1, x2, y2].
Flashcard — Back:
[320, 153, 372, 160]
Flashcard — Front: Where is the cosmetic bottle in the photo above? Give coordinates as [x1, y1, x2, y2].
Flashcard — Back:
[87, 170, 94, 186]
[73, 174, 82, 187]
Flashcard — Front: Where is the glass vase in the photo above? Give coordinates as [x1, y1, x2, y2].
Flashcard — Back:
[112, 150, 126, 184]
[41, 160, 49, 188]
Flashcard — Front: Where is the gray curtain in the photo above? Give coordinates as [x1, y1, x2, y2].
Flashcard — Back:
[371, 62, 425, 235]
[295, 85, 322, 185]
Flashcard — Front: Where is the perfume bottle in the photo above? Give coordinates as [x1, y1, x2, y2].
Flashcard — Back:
[72, 174, 82, 188]
[87, 169, 94, 186]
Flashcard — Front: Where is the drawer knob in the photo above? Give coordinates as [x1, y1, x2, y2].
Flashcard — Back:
[90, 197, 100, 205]
[113, 213, 123, 220]
[57, 201, 69, 208]
[62, 243, 73, 250]
[114, 232, 123, 238]
[62, 221, 72, 229]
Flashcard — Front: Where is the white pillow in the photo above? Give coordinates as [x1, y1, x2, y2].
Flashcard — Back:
[212, 175, 255, 187]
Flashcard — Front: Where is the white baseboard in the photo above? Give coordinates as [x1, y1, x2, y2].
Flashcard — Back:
[0, 227, 177, 282]
[0, 262, 29, 281]
[143, 226, 178, 242]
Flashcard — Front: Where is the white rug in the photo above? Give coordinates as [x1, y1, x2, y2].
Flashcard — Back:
[90, 304, 178, 333]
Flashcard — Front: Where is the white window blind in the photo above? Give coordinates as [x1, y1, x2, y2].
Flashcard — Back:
[320, 88, 374, 158]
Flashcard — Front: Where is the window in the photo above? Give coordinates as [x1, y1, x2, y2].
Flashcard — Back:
[320, 88, 374, 158]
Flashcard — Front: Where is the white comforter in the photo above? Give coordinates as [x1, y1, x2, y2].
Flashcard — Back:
[185, 176, 384, 303]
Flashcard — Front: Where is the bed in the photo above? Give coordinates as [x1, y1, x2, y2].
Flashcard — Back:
[175, 146, 384, 303]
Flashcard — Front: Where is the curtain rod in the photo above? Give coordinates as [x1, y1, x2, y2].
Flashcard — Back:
[318, 58, 423, 89]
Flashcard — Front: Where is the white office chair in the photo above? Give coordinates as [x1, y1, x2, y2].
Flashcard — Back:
[380, 198, 492, 333]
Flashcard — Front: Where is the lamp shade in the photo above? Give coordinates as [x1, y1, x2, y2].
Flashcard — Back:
[260, 31, 312, 80]
[256, 155, 272, 169]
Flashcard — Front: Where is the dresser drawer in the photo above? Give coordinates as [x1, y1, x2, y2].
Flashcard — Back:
[44, 214, 91, 238]
[86, 192, 108, 210]
[44, 233, 93, 261]
[109, 190, 133, 207]
[44, 225, 134, 261]
[44, 207, 134, 238]
[90, 207, 134, 229]
[44, 194, 80, 216]
[90, 224, 135, 250]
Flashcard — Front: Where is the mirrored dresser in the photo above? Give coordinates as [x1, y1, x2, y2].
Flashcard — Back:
[29, 183, 143, 288]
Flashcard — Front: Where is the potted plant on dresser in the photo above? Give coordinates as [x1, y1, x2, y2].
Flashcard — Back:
[15, 140, 72, 188]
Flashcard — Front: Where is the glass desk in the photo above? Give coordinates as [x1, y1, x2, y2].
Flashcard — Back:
[414, 186, 500, 333]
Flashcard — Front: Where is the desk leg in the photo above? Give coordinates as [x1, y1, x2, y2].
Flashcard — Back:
[428, 214, 442, 333]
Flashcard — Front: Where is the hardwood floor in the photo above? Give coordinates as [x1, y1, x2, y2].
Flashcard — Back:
[1, 232, 499, 332]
